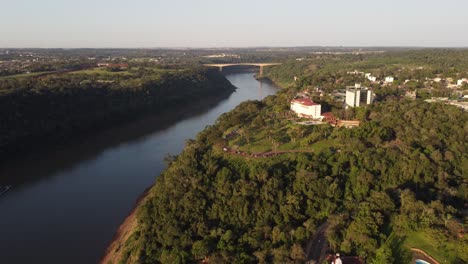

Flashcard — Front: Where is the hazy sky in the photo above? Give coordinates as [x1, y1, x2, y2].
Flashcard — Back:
[1, 0, 467, 48]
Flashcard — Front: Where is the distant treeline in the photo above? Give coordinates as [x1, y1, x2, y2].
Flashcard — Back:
[0, 68, 235, 157]
[263, 49, 468, 88]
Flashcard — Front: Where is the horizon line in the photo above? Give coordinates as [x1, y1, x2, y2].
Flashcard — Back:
[1, 45, 468, 50]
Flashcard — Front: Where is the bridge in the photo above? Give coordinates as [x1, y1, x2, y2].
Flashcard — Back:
[203, 63, 282, 76]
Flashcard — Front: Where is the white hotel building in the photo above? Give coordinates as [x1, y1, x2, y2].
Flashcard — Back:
[290, 98, 322, 119]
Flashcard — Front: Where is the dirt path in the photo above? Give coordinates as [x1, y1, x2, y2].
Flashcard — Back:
[411, 248, 441, 264]
[305, 222, 329, 264]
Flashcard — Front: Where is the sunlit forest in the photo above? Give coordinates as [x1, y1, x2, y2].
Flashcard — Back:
[114, 49, 468, 264]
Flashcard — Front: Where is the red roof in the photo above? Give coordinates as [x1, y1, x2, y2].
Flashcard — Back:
[291, 98, 318, 106]
[108, 63, 129, 68]
[322, 112, 337, 125]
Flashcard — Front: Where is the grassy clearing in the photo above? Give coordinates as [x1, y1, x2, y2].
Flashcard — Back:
[69, 67, 133, 76]
[309, 139, 336, 152]
[403, 230, 442, 260]
[402, 229, 467, 263]
[69, 67, 178, 76]
[227, 124, 335, 154]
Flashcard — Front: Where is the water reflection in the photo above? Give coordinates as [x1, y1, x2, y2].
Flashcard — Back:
[0, 92, 232, 189]
[0, 72, 279, 264]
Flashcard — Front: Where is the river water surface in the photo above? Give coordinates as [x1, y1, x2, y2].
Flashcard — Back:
[0, 72, 279, 264]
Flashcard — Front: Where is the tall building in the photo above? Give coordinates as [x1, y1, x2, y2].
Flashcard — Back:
[290, 98, 322, 119]
[345, 83, 373, 108]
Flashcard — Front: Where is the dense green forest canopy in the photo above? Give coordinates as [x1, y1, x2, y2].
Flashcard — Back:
[116, 88, 467, 263]
[103, 49, 468, 264]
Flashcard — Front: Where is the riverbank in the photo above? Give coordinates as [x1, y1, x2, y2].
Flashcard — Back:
[255, 75, 287, 88]
[104, 87, 466, 263]
[0, 72, 281, 264]
[98, 74, 282, 264]
[100, 185, 153, 264]
[0, 68, 235, 160]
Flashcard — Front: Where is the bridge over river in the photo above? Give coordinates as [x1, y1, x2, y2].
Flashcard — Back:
[203, 63, 282, 76]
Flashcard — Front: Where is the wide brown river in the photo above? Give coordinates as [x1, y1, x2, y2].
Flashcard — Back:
[0, 72, 279, 264]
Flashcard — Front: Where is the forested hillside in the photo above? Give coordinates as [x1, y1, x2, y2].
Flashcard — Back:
[113, 93, 467, 263]
[0, 68, 235, 157]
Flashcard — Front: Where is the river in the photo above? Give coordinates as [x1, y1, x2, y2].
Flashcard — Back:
[0, 72, 279, 264]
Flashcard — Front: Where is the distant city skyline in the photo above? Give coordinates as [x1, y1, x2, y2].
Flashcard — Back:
[1, 0, 468, 48]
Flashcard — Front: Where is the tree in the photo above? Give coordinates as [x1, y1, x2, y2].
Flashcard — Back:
[287, 128, 299, 143]
[271, 138, 280, 152]
[238, 128, 251, 145]
[371, 244, 394, 264]
[290, 243, 306, 262]
[192, 239, 211, 260]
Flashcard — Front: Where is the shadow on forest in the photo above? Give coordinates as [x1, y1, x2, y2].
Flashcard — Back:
[0, 91, 233, 187]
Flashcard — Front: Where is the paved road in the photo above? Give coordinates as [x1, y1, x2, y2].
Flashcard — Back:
[305, 222, 329, 264]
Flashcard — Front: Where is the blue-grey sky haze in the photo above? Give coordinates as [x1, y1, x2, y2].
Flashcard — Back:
[1, 0, 467, 48]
